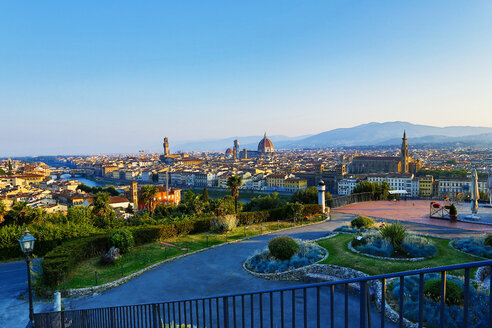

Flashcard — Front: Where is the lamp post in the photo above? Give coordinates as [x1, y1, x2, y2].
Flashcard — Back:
[18, 229, 36, 326]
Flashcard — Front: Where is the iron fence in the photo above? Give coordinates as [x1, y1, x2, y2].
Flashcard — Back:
[34, 260, 492, 328]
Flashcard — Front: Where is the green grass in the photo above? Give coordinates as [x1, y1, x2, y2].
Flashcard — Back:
[317, 234, 482, 276]
[60, 216, 324, 290]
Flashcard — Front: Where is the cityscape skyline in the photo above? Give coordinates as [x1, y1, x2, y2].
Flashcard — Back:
[2, 1, 492, 156]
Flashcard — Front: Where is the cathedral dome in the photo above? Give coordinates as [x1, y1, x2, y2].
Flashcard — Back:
[258, 133, 274, 153]
[225, 148, 233, 157]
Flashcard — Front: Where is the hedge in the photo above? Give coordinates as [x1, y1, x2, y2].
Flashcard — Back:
[42, 234, 109, 287]
[238, 211, 270, 225]
[238, 204, 322, 226]
[42, 217, 215, 286]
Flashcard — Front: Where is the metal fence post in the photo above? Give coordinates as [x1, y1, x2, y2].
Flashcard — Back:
[223, 297, 230, 328]
[360, 281, 367, 328]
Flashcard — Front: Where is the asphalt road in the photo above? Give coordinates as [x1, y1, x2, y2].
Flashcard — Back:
[0, 259, 46, 328]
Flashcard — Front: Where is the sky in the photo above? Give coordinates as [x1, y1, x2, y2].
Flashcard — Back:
[1, 1, 492, 156]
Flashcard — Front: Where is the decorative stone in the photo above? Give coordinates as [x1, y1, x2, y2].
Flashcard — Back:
[100, 246, 120, 266]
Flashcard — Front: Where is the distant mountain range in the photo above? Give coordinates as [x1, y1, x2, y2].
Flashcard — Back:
[172, 122, 492, 152]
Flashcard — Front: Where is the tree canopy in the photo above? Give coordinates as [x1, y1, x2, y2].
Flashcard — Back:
[352, 181, 390, 200]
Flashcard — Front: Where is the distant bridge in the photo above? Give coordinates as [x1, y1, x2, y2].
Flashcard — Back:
[50, 168, 95, 179]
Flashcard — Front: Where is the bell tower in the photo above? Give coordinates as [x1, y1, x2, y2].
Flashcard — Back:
[163, 137, 170, 156]
[400, 131, 409, 173]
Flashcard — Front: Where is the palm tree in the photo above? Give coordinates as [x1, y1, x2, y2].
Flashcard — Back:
[140, 185, 158, 215]
[92, 192, 112, 217]
[227, 175, 243, 214]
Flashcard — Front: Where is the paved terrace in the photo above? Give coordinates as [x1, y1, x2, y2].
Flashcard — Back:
[333, 199, 492, 236]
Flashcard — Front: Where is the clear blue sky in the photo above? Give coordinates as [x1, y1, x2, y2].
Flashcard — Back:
[1, 1, 491, 156]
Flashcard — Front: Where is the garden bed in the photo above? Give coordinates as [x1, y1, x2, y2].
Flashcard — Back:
[386, 273, 490, 328]
[316, 234, 480, 276]
[244, 239, 327, 275]
[451, 236, 492, 259]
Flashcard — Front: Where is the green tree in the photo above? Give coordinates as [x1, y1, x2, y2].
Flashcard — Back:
[125, 203, 134, 214]
[67, 206, 95, 225]
[284, 202, 304, 222]
[352, 181, 389, 200]
[140, 185, 158, 215]
[201, 187, 210, 202]
[0, 200, 6, 224]
[209, 196, 240, 217]
[92, 192, 115, 228]
[227, 175, 243, 214]
[244, 192, 284, 211]
[291, 187, 332, 204]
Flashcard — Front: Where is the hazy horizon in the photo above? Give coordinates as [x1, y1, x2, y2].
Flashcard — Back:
[2, 1, 492, 156]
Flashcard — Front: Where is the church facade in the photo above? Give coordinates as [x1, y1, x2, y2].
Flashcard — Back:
[349, 132, 422, 174]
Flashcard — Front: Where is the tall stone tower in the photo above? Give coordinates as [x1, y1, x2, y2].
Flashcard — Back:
[400, 131, 409, 173]
[163, 137, 170, 156]
[130, 181, 138, 210]
[233, 140, 239, 160]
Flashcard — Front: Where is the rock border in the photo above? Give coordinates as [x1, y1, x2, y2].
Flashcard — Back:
[61, 218, 331, 297]
[242, 243, 330, 280]
[347, 240, 426, 262]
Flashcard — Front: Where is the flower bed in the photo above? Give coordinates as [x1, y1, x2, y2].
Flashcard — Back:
[388, 273, 489, 328]
[334, 225, 376, 234]
[352, 231, 437, 259]
[245, 240, 326, 273]
[452, 237, 492, 259]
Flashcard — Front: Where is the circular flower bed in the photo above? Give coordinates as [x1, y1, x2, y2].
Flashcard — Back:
[351, 223, 437, 259]
[388, 273, 489, 328]
[245, 239, 327, 274]
[452, 236, 492, 259]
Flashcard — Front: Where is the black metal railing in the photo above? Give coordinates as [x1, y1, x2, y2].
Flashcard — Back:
[34, 260, 492, 328]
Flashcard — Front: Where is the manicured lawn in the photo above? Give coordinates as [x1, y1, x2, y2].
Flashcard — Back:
[317, 234, 482, 276]
[60, 217, 323, 290]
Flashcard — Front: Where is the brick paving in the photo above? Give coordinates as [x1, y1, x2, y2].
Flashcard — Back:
[333, 199, 492, 234]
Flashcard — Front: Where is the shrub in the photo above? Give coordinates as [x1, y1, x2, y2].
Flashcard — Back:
[391, 273, 488, 328]
[402, 235, 437, 257]
[302, 204, 323, 216]
[357, 239, 393, 257]
[401, 235, 437, 258]
[109, 229, 134, 253]
[212, 215, 237, 233]
[351, 216, 375, 229]
[268, 236, 298, 260]
[246, 241, 324, 273]
[424, 279, 462, 306]
[484, 235, 492, 247]
[454, 237, 492, 259]
[449, 204, 457, 216]
[380, 221, 407, 249]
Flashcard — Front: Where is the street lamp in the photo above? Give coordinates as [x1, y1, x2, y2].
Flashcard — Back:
[18, 229, 36, 326]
